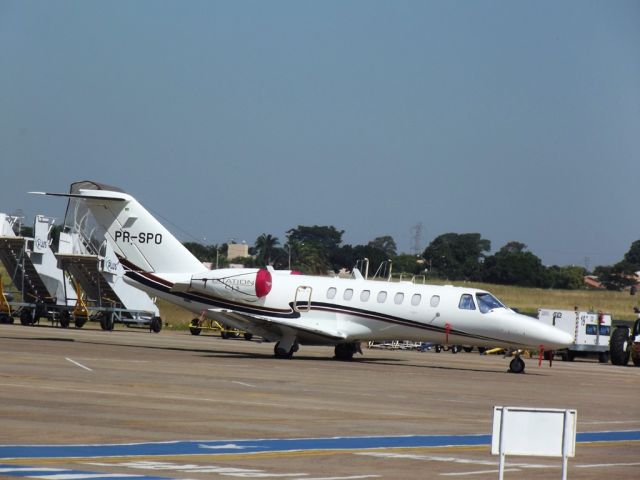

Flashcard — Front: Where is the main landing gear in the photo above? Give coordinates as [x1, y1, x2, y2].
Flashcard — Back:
[274, 341, 299, 359]
[334, 342, 362, 361]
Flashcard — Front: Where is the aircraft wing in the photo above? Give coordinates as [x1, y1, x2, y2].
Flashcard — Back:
[205, 309, 346, 346]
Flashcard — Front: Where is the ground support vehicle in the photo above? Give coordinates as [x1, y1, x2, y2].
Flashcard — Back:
[56, 251, 163, 333]
[0, 214, 77, 326]
[189, 311, 253, 340]
[0, 279, 161, 331]
[537, 309, 611, 362]
[0, 211, 161, 332]
[609, 311, 640, 366]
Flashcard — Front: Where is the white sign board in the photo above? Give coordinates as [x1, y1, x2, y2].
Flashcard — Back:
[101, 242, 120, 275]
[33, 215, 51, 254]
[492, 406, 576, 457]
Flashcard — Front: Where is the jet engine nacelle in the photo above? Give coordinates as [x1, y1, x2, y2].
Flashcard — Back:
[188, 268, 272, 302]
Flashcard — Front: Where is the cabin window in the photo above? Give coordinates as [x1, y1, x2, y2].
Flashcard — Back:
[360, 290, 371, 302]
[394, 292, 404, 305]
[430, 295, 440, 307]
[327, 287, 337, 299]
[377, 291, 387, 303]
[343, 288, 354, 301]
[475, 293, 505, 313]
[411, 294, 421, 306]
[459, 294, 476, 310]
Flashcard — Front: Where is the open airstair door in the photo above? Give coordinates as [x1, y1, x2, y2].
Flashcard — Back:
[294, 286, 312, 313]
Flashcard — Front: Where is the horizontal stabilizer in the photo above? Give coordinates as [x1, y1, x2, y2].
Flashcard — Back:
[30, 191, 128, 202]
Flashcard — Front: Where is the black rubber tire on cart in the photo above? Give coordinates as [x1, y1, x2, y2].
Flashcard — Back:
[20, 309, 33, 326]
[99, 312, 114, 331]
[150, 316, 162, 333]
[243, 332, 253, 341]
[189, 318, 201, 335]
[609, 327, 631, 366]
[462, 346, 473, 353]
[74, 316, 87, 328]
[451, 345, 460, 354]
[59, 310, 70, 328]
[598, 352, 610, 364]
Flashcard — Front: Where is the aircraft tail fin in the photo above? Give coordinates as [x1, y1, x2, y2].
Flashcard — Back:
[33, 183, 205, 274]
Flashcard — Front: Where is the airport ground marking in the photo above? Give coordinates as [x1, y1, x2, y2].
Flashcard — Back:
[0, 463, 168, 480]
[1, 430, 638, 461]
[230, 381, 256, 388]
[357, 452, 552, 469]
[439, 469, 520, 476]
[575, 462, 640, 468]
[64, 358, 93, 372]
[296, 476, 380, 480]
[86, 462, 380, 480]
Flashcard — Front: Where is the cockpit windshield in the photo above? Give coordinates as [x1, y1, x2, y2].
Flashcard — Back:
[476, 293, 505, 314]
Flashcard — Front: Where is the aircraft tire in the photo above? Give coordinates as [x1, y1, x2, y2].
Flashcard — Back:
[274, 341, 299, 359]
[509, 357, 525, 374]
[274, 342, 294, 359]
[189, 319, 201, 335]
[334, 343, 355, 361]
[609, 327, 630, 366]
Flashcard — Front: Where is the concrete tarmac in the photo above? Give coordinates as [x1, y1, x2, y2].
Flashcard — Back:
[0, 323, 638, 479]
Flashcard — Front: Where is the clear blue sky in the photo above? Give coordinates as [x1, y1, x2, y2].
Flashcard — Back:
[1, 1, 638, 268]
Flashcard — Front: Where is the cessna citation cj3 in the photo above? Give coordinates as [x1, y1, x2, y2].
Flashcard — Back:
[35, 183, 572, 373]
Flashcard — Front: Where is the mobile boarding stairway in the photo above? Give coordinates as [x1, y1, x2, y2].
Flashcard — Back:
[55, 230, 162, 332]
[0, 213, 76, 326]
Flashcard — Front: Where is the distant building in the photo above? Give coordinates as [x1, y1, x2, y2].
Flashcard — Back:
[227, 242, 249, 261]
[584, 275, 605, 290]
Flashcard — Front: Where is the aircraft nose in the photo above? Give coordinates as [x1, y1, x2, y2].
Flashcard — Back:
[538, 323, 574, 350]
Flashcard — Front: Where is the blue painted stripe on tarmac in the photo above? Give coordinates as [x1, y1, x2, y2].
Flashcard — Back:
[0, 430, 637, 459]
[576, 430, 640, 443]
[0, 464, 171, 479]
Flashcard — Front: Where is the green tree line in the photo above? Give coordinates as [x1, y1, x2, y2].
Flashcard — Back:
[183, 227, 640, 291]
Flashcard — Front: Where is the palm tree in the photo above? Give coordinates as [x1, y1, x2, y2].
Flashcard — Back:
[254, 234, 279, 266]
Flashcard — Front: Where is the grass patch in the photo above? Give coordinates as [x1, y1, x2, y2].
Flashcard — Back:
[156, 299, 196, 330]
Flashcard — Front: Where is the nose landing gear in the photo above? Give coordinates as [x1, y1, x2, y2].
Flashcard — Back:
[509, 355, 526, 374]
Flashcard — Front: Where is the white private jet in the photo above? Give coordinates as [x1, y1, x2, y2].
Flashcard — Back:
[34, 182, 572, 373]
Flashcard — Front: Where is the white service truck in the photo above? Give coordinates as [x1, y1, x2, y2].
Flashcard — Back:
[537, 309, 611, 363]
